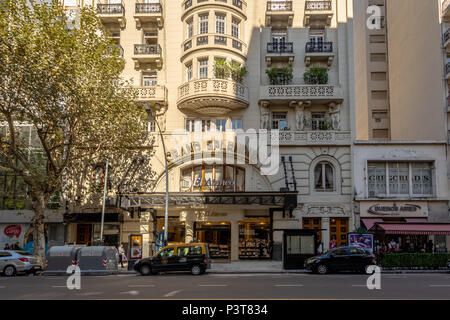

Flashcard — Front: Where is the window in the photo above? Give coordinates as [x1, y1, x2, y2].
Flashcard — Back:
[159, 247, 175, 258]
[367, 162, 434, 197]
[177, 247, 190, 257]
[314, 162, 334, 192]
[186, 18, 193, 39]
[214, 58, 227, 79]
[190, 246, 202, 255]
[142, 74, 157, 86]
[180, 165, 245, 192]
[199, 14, 209, 34]
[185, 119, 210, 132]
[186, 63, 193, 82]
[198, 59, 208, 79]
[215, 119, 227, 131]
[271, 112, 287, 130]
[311, 113, 326, 131]
[231, 119, 242, 130]
[147, 120, 156, 133]
[231, 17, 240, 38]
[215, 13, 226, 34]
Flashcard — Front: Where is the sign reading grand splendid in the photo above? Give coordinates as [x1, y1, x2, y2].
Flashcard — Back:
[360, 202, 428, 218]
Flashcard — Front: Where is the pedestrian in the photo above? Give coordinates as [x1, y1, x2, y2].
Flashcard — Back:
[118, 244, 125, 268]
[317, 242, 323, 255]
[426, 240, 433, 253]
[258, 241, 265, 258]
[3, 244, 10, 250]
[329, 237, 337, 249]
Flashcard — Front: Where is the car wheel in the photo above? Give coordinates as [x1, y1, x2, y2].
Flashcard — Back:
[191, 264, 202, 275]
[139, 264, 152, 276]
[4, 265, 16, 277]
[316, 264, 328, 275]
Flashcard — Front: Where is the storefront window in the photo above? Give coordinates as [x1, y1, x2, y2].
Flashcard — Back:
[157, 218, 185, 243]
[238, 217, 271, 259]
[195, 222, 230, 259]
[180, 164, 245, 192]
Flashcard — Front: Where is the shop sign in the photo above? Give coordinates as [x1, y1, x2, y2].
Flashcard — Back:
[360, 202, 428, 217]
[4, 225, 22, 237]
[0, 224, 29, 250]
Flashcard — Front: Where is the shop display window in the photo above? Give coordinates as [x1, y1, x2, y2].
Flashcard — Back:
[195, 222, 230, 259]
[238, 217, 271, 260]
[156, 218, 185, 243]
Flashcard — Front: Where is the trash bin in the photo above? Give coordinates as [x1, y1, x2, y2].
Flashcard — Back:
[44, 245, 83, 275]
[76, 246, 119, 275]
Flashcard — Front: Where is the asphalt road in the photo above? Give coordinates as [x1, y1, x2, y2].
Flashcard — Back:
[1, 272, 450, 300]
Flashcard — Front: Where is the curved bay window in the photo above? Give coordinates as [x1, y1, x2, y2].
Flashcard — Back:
[314, 162, 334, 192]
[180, 164, 245, 192]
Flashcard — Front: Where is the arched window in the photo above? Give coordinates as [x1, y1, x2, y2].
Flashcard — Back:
[314, 162, 334, 192]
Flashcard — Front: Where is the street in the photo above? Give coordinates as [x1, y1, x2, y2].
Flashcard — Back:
[1, 272, 450, 300]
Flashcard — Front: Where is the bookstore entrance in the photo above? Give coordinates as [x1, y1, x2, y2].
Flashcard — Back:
[195, 222, 231, 260]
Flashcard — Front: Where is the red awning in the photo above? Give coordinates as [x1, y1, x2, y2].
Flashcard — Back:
[361, 218, 383, 231]
[376, 223, 450, 235]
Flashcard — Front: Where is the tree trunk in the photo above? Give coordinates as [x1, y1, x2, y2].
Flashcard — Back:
[31, 192, 48, 261]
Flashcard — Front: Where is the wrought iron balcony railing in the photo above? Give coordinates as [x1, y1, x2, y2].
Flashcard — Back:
[135, 3, 162, 14]
[305, 0, 332, 11]
[97, 3, 124, 14]
[305, 42, 333, 53]
[267, 42, 293, 53]
[134, 44, 162, 55]
[444, 29, 450, 44]
[266, 1, 293, 11]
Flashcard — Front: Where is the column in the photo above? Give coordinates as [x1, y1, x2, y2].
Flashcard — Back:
[184, 211, 195, 243]
[230, 220, 239, 261]
[322, 217, 330, 251]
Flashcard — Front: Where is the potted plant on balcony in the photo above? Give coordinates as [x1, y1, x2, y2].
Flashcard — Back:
[214, 59, 230, 79]
[303, 66, 328, 85]
[229, 61, 248, 84]
[266, 66, 293, 85]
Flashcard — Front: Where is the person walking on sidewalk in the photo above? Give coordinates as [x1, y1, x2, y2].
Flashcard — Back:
[118, 244, 125, 268]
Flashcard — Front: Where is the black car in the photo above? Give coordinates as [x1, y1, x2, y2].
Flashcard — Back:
[133, 243, 211, 276]
[304, 246, 376, 274]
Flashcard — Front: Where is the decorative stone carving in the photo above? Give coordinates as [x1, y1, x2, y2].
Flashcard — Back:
[155, 104, 167, 132]
[295, 104, 305, 131]
[305, 205, 348, 216]
[260, 101, 270, 130]
[328, 102, 341, 131]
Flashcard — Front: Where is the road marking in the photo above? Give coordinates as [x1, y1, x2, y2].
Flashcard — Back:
[119, 290, 140, 296]
[198, 284, 228, 287]
[76, 292, 103, 296]
[274, 284, 304, 287]
[128, 285, 155, 288]
[429, 285, 450, 287]
[0, 286, 6, 289]
[164, 290, 181, 297]
[51, 286, 67, 288]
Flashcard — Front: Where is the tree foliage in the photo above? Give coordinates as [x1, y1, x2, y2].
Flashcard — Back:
[0, 0, 149, 258]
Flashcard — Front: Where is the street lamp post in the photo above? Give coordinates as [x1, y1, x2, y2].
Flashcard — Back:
[100, 156, 109, 246]
[146, 108, 169, 247]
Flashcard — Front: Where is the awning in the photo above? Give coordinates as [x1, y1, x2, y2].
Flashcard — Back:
[361, 218, 383, 231]
[375, 223, 450, 235]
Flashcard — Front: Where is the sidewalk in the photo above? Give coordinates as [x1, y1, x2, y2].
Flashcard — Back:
[118, 261, 450, 274]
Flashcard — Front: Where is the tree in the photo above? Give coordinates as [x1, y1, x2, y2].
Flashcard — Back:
[0, 0, 149, 259]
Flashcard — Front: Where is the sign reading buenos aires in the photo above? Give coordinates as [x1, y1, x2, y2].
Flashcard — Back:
[360, 201, 428, 217]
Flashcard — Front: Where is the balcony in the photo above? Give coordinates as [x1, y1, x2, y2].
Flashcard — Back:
[446, 63, 450, 81]
[182, 0, 246, 19]
[135, 86, 168, 107]
[97, 3, 126, 28]
[259, 84, 343, 105]
[134, 2, 163, 28]
[444, 29, 450, 54]
[266, 42, 294, 66]
[181, 34, 247, 60]
[265, 1, 294, 27]
[177, 79, 249, 115]
[132, 44, 162, 68]
[270, 130, 351, 146]
[304, 1, 333, 28]
[443, 0, 450, 21]
[304, 42, 334, 66]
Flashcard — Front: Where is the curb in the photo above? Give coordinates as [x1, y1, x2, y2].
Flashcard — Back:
[117, 270, 450, 275]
